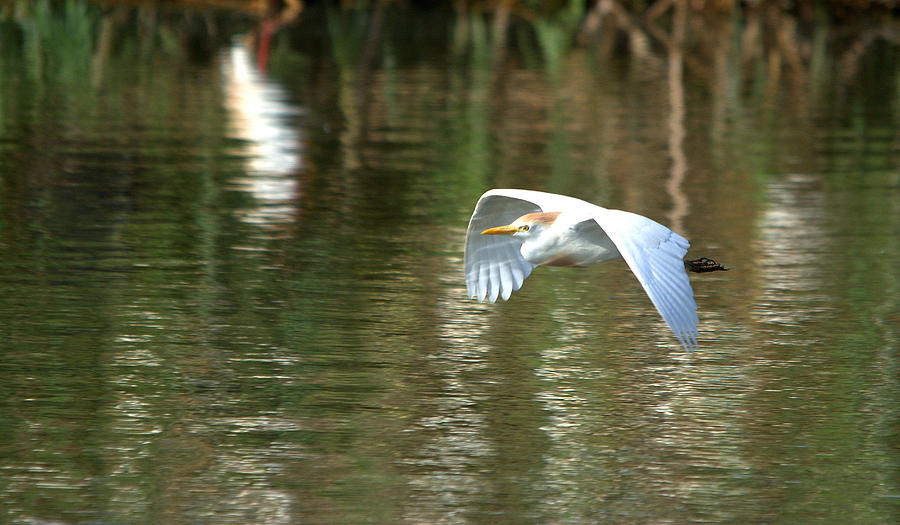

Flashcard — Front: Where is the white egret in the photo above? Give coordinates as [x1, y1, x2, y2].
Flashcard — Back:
[464, 189, 725, 352]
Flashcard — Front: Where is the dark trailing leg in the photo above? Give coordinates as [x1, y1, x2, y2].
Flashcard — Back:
[686, 257, 729, 273]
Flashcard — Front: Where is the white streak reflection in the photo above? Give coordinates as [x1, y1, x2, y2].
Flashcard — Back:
[753, 174, 828, 336]
[399, 292, 495, 523]
[221, 39, 303, 228]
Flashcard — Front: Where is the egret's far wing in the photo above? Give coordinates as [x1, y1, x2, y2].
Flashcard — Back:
[463, 190, 545, 302]
[590, 210, 699, 351]
[465, 189, 603, 302]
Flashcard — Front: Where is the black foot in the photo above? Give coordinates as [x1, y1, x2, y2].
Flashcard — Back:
[686, 257, 729, 273]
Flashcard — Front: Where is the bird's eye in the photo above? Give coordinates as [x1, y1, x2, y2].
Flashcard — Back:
[520, 225, 530, 231]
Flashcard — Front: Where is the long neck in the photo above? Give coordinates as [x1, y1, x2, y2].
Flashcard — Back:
[521, 216, 621, 267]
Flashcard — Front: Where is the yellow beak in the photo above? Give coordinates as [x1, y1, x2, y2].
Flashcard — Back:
[481, 225, 518, 235]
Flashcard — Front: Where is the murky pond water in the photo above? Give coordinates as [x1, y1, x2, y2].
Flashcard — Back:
[1, 2, 898, 523]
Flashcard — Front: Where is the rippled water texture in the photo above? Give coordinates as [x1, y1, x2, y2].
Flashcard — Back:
[0, 2, 898, 523]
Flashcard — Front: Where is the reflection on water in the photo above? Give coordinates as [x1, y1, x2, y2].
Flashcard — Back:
[0, 2, 899, 523]
[755, 174, 829, 333]
[221, 39, 303, 228]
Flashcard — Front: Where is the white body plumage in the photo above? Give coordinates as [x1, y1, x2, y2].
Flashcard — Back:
[512, 211, 621, 267]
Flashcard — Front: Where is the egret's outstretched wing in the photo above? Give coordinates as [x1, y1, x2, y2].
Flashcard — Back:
[588, 210, 699, 351]
[464, 191, 540, 302]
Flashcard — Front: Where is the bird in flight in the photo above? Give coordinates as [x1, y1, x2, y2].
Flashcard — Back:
[464, 189, 726, 352]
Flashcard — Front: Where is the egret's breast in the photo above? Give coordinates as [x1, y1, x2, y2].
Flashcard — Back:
[537, 245, 620, 267]
[521, 220, 621, 267]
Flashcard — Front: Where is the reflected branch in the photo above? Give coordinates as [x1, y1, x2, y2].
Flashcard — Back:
[579, 0, 653, 61]
[657, 0, 690, 232]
